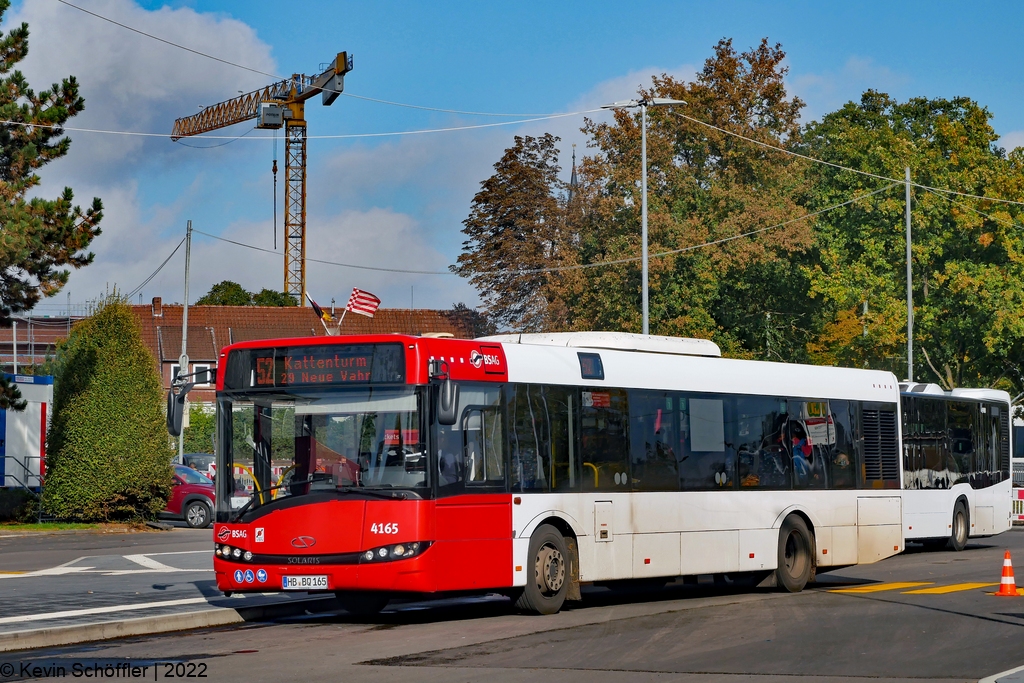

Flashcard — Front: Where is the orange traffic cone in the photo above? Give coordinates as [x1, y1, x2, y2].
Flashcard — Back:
[995, 550, 1018, 597]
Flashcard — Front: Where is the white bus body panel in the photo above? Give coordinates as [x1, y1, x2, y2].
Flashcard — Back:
[500, 338, 906, 586]
[510, 490, 904, 585]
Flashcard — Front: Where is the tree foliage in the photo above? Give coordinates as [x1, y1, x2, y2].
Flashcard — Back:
[43, 299, 173, 521]
[453, 134, 565, 331]
[195, 280, 296, 306]
[800, 91, 1024, 389]
[457, 37, 1024, 394]
[182, 402, 215, 454]
[0, 0, 102, 409]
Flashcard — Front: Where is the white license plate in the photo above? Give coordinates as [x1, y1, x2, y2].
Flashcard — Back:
[282, 575, 328, 590]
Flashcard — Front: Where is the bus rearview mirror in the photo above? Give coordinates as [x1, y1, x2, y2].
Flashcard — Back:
[166, 383, 194, 437]
[438, 379, 459, 426]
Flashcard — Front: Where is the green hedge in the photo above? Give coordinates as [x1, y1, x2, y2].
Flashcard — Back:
[42, 299, 173, 521]
[0, 488, 37, 522]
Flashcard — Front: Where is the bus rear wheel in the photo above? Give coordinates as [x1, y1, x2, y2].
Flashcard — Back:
[948, 500, 969, 552]
[516, 524, 568, 615]
[775, 515, 813, 593]
[336, 591, 389, 616]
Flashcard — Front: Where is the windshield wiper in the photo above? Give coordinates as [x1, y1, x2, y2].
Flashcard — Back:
[336, 486, 410, 500]
[230, 477, 312, 522]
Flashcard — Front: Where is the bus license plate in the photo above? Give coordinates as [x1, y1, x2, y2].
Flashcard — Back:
[282, 575, 328, 590]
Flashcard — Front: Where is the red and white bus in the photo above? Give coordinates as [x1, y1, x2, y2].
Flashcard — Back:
[206, 332, 1009, 615]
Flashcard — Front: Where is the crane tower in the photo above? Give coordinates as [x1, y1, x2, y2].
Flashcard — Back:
[171, 52, 353, 304]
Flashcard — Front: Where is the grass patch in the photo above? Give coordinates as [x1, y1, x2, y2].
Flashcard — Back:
[0, 522, 100, 532]
[0, 521, 154, 534]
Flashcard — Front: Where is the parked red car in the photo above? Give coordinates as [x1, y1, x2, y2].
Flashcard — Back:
[161, 464, 215, 528]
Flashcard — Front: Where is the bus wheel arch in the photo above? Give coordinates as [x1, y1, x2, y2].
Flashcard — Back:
[775, 513, 815, 592]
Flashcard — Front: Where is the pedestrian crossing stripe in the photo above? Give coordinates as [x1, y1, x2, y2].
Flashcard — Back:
[902, 582, 997, 594]
[829, 582, 933, 593]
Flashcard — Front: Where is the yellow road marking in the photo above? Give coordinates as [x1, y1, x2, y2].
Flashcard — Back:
[0, 571, 25, 575]
[829, 582, 933, 593]
[903, 582, 997, 594]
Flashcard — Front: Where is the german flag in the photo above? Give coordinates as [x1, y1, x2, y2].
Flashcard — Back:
[305, 291, 334, 323]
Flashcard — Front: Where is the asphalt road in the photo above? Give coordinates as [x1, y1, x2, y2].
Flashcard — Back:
[0, 528, 211, 573]
[5, 529, 1024, 683]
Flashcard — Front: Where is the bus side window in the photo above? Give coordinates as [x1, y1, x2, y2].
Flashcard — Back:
[629, 391, 678, 492]
[828, 400, 856, 489]
[733, 396, 788, 490]
[677, 395, 733, 490]
[579, 388, 629, 491]
[947, 401, 975, 485]
[463, 408, 504, 485]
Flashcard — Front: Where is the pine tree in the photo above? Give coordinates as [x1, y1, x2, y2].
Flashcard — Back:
[0, 0, 102, 407]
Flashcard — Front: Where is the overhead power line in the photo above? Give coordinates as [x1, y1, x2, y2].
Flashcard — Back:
[125, 236, 186, 299]
[0, 110, 598, 140]
[46, 0, 1024, 208]
[672, 112, 1024, 208]
[54, 0, 551, 118]
[192, 182, 898, 277]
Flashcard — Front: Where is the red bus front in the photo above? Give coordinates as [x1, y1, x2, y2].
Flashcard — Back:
[210, 335, 512, 609]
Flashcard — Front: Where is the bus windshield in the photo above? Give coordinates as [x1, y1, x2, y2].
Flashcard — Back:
[216, 386, 426, 516]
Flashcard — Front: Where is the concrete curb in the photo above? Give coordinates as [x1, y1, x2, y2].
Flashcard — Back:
[0, 596, 340, 653]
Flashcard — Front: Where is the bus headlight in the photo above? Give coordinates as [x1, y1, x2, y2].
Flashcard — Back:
[360, 541, 429, 563]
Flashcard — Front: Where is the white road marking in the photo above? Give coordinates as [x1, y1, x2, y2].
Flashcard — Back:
[0, 597, 210, 625]
[142, 550, 212, 556]
[124, 554, 178, 571]
[101, 569, 214, 576]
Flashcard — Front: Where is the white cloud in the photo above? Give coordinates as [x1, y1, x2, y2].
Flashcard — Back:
[1000, 130, 1024, 152]
[790, 56, 909, 123]
[10, 0, 703, 314]
[8, 0, 276, 184]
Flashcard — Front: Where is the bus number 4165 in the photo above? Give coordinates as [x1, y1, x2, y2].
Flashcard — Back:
[371, 523, 399, 534]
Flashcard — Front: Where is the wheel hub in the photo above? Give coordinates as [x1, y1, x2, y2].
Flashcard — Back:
[535, 545, 565, 594]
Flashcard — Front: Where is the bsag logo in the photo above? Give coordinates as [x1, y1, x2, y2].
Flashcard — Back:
[216, 527, 231, 542]
[470, 349, 501, 369]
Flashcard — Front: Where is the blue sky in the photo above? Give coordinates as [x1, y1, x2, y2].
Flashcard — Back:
[13, 0, 1024, 314]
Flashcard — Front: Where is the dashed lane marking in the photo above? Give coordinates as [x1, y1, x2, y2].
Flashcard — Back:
[828, 582, 933, 593]
[902, 582, 998, 594]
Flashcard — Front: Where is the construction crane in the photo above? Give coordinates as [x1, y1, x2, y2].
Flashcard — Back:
[171, 52, 353, 304]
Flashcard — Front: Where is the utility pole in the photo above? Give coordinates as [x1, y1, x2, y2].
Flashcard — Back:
[11, 319, 17, 374]
[640, 103, 649, 335]
[905, 167, 913, 382]
[178, 220, 192, 463]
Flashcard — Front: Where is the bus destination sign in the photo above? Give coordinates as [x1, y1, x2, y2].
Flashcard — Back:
[233, 344, 405, 389]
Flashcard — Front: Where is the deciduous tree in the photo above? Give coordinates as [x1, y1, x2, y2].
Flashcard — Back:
[453, 134, 566, 331]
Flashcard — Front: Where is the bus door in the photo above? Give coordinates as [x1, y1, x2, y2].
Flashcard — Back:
[433, 388, 511, 591]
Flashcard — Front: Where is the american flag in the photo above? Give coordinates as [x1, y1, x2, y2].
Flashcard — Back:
[346, 287, 381, 317]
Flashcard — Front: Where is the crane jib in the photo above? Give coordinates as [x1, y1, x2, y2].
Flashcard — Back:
[169, 51, 352, 303]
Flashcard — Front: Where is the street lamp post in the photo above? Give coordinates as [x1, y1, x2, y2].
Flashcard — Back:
[601, 98, 686, 335]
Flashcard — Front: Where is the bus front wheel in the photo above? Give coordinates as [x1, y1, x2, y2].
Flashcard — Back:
[516, 524, 569, 615]
[775, 515, 813, 593]
[948, 501, 969, 552]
